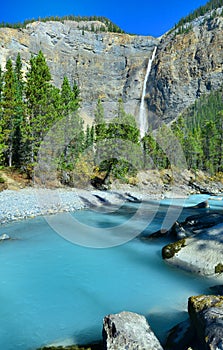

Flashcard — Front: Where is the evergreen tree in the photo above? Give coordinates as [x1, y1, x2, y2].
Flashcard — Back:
[98, 99, 141, 182]
[0, 59, 17, 166]
[23, 51, 60, 177]
[85, 125, 94, 148]
[58, 76, 84, 173]
[0, 67, 3, 102]
[13, 53, 25, 167]
[94, 98, 106, 142]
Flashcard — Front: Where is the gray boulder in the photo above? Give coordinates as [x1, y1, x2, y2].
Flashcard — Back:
[188, 295, 223, 350]
[103, 311, 163, 350]
[162, 222, 223, 276]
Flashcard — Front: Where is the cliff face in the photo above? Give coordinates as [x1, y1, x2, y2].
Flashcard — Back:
[0, 12, 222, 125]
[147, 13, 223, 123]
[0, 21, 158, 121]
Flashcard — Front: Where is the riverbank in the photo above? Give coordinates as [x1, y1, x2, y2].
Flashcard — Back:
[0, 187, 154, 226]
[0, 168, 223, 226]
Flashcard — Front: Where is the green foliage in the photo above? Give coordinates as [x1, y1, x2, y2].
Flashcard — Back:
[92, 99, 141, 184]
[94, 99, 106, 142]
[0, 58, 18, 167]
[0, 51, 85, 184]
[22, 51, 60, 177]
[169, 0, 223, 35]
[142, 128, 170, 170]
[171, 87, 223, 174]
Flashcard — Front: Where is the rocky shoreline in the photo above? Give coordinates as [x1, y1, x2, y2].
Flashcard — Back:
[0, 187, 157, 226]
[1, 168, 223, 227]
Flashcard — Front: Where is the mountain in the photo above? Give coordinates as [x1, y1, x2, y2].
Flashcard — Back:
[0, 20, 158, 122]
[0, 2, 222, 125]
[147, 5, 223, 123]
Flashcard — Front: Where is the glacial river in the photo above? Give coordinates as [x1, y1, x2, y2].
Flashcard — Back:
[0, 194, 222, 349]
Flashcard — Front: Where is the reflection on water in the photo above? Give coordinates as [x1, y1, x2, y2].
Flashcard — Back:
[0, 194, 222, 349]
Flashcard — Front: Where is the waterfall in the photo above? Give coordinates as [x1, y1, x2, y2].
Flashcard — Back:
[139, 46, 157, 139]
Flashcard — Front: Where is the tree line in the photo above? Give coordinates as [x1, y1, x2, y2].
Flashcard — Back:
[0, 15, 126, 34]
[171, 88, 223, 175]
[0, 51, 222, 188]
[0, 52, 140, 187]
[169, 0, 223, 36]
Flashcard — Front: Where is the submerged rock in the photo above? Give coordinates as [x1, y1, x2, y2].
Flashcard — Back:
[0, 233, 10, 240]
[103, 311, 163, 350]
[165, 318, 195, 350]
[189, 200, 209, 209]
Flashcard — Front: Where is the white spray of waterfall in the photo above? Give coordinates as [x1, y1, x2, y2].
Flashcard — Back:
[139, 46, 157, 139]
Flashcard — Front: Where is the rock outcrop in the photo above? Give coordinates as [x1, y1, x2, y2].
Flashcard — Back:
[147, 10, 223, 123]
[1, 8, 222, 126]
[0, 21, 158, 121]
[166, 295, 223, 350]
[188, 295, 223, 350]
[103, 311, 163, 350]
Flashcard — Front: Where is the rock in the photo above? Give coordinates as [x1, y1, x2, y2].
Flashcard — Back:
[0, 233, 10, 240]
[0, 21, 158, 121]
[165, 319, 195, 350]
[102, 311, 163, 350]
[182, 212, 223, 232]
[188, 295, 223, 350]
[162, 223, 223, 276]
[147, 13, 223, 122]
[162, 238, 186, 259]
[0, 10, 222, 127]
[189, 200, 209, 209]
[209, 285, 223, 295]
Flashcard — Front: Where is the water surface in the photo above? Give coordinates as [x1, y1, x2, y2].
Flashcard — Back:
[0, 195, 222, 349]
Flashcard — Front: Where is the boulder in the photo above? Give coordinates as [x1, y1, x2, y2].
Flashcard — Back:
[182, 212, 223, 232]
[188, 295, 223, 350]
[162, 223, 223, 276]
[103, 311, 163, 350]
[165, 318, 195, 350]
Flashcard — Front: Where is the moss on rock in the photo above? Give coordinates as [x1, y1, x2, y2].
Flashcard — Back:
[215, 263, 223, 274]
[189, 295, 223, 313]
[162, 238, 186, 259]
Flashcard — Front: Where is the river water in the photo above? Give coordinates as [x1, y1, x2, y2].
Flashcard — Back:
[0, 194, 222, 349]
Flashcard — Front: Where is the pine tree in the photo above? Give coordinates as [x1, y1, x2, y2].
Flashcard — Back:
[59, 76, 84, 173]
[13, 53, 25, 167]
[0, 66, 3, 102]
[0, 59, 17, 167]
[99, 99, 141, 181]
[94, 98, 106, 142]
[23, 51, 59, 177]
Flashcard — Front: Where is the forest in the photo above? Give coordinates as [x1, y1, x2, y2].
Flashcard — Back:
[0, 51, 222, 188]
[170, 0, 223, 35]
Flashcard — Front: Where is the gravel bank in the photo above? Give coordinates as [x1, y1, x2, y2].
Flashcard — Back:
[0, 187, 158, 226]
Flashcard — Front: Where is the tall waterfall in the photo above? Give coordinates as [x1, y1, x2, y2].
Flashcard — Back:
[139, 46, 157, 139]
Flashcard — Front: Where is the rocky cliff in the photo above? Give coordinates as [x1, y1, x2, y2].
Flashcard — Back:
[148, 9, 223, 123]
[0, 8, 222, 125]
[0, 20, 158, 122]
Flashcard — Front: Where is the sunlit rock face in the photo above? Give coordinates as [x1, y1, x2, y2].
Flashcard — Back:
[0, 10, 222, 124]
[0, 20, 158, 121]
[147, 11, 223, 123]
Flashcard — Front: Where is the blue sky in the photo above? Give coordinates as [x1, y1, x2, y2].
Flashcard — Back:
[1, 0, 208, 37]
